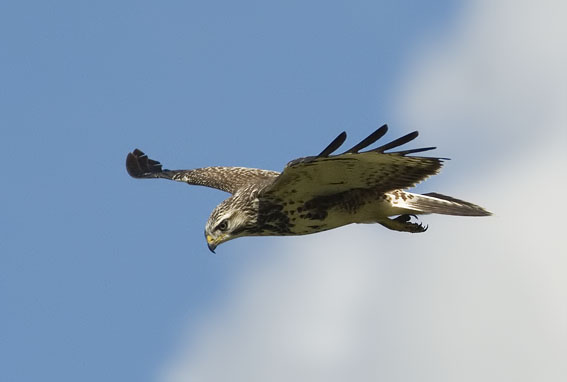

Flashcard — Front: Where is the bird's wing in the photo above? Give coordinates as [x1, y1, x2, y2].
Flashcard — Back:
[126, 149, 279, 194]
[261, 125, 445, 200]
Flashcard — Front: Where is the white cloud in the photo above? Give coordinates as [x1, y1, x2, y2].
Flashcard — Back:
[161, 1, 566, 381]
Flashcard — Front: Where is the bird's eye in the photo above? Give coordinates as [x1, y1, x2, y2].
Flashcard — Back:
[216, 220, 229, 232]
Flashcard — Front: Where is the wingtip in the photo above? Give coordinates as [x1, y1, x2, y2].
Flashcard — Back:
[317, 131, 348, 157]
[126, 148, 163, 178]
[342, 124, 389, 154]
[336, 131, 347, 142]
[373, 130, 420, 153]
[132, 148, 145, 156]
[126, 150, 141, 178]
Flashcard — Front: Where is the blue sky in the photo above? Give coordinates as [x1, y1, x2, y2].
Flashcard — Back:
[2, 1, 565, 381]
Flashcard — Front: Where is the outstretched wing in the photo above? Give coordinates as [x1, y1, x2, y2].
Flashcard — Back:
[126, 149, 279, 194]
[261, 125, 444, 200]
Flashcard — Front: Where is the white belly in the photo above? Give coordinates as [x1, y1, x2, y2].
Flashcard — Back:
[286, 196, 415, 235]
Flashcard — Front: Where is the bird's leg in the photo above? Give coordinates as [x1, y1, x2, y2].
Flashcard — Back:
[377, 214, 428, 233]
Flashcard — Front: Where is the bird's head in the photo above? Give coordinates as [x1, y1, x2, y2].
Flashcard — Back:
[204, 195, 257, 253]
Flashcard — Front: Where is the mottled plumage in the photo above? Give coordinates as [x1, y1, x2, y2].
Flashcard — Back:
[126, 125, 490, 252]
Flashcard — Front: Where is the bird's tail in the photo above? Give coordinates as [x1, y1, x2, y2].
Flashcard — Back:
[396, 192, 491, 216]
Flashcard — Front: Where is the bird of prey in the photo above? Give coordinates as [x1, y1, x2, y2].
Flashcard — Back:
[126, 125, 490, 252]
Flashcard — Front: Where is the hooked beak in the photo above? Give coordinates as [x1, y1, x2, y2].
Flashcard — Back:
[206, 234, 217, 253]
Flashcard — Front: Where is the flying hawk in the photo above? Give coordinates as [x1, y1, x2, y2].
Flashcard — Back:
[126, 125, 490, 252]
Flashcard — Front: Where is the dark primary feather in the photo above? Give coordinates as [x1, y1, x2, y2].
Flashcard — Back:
[371, 131, 419, 153]
[390, 147, 438, 156]
[318, 131, 347, 157]
[341, 124, 388, 154]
